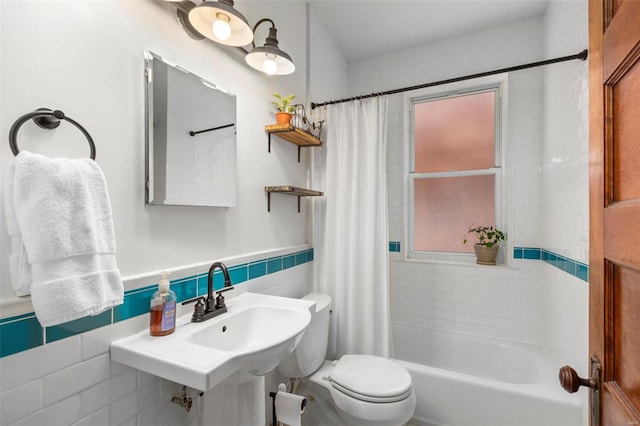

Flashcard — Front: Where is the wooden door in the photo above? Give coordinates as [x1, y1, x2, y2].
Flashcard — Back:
[589, 0, 640, 424]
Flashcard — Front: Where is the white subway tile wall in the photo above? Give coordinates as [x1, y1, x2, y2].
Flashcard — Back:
[385, 16, 548, 346]
[390, 261, 543, 344]
[0, 381, 43, 425]
[42, 353, 112, 407]
[542, 0, 590, 264]
[541, 1, 590, 418]
[0, 337, 81, 393]
[74, 407, 109, 426]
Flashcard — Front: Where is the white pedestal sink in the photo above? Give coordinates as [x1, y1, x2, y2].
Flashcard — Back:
[110, 292, 314, 425]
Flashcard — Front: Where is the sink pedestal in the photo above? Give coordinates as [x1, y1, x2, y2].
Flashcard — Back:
[203, 377, 265, 426]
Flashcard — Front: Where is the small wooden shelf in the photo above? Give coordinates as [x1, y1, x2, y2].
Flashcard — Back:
[265, 186, 323, 212]
[265, 124, 322, 146]
[265, 124, 322, 162]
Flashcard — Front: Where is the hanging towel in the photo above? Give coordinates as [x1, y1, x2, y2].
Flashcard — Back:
[6, 151, 123, 326]
[4, 160, 32, 296]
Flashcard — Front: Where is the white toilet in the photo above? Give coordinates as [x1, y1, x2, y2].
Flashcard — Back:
[278, 293, 416, 426]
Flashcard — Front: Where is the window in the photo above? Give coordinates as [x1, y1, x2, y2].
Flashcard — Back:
[408, 84, 503, 260]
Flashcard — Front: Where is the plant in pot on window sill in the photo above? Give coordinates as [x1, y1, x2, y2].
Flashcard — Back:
[463, 226, 505, 265]
[271, 93, 296, 125]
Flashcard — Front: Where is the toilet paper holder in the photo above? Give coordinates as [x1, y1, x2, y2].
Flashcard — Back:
[270, 383, 307, 426]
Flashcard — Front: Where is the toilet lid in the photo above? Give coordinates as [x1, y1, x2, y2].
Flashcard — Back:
[329, 355, 413, 403]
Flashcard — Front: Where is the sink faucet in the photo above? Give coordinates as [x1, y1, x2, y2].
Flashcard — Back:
[206, 262, 232, 312]
[183, 261, 234, 322]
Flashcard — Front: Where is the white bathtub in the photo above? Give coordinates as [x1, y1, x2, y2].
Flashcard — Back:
[392, 322, 584, 426]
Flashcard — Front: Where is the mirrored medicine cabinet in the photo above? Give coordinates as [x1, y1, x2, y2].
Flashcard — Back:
[145, 51, 237, 207]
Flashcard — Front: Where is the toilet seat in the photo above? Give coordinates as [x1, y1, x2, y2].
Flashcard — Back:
[329, 355, 413, 403]
[308, 357, 416, 426]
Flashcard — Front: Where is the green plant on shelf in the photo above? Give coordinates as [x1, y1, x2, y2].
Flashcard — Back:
[271, 93, 296, 113]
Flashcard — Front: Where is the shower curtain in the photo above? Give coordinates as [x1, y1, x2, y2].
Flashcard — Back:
[313, 97, 390, 358]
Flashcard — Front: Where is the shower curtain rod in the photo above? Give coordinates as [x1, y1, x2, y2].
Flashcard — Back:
[310, 49, 588, 110]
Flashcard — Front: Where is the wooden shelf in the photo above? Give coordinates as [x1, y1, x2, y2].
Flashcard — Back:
[265, 186, 323, 212]
[265, 124, 322, 146]
[265, 124, 322, 162]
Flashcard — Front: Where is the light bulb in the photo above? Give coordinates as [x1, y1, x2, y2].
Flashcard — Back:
[262, 56, 278, 75]
[212, 14, 231, 41]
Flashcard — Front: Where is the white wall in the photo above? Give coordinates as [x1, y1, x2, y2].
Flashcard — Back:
[308, 7, 349, 105]
[348, 16, 546, 97]
[0, 1, 348, 425]
[541, 0, 590, 410]
[0, 0, 306, 307]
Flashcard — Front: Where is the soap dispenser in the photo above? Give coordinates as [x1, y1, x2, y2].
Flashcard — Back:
[150, 271, 177, 336]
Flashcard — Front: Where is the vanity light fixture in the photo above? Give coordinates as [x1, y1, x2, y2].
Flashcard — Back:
[164, 1, 295, 75]
[245, 19, 295, 76]
[187, 0, 254, 46]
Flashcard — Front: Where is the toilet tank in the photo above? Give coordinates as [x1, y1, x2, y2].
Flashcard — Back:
[277, 293, 332, 378]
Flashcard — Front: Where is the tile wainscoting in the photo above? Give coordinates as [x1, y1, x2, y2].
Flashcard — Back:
[0, 248, 314, 358]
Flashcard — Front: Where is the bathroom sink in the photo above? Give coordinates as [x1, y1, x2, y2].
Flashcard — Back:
[188, 305, 304, 351]
[110, 292, 314, 391]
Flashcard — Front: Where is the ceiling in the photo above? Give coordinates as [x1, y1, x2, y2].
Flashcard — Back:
[308, 1, 550, 61]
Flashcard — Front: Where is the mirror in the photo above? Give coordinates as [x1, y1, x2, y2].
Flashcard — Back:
[145, 51, 237, 207]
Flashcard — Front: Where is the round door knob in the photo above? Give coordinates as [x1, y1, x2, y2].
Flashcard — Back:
[559, 365, 593, 393]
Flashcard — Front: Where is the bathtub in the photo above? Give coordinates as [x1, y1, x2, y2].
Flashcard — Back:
[392, 322, 584, 426]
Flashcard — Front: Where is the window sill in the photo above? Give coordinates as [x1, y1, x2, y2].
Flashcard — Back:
[391, 255, 521, 271]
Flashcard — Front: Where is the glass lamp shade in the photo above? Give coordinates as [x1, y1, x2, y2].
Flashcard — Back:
[188, 1, 253, 46]
[245, 46, 295, 75]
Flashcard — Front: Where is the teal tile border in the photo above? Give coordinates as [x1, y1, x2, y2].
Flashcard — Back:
[248, 261, 266, 280]
[46, 310, 112, 343]
[113, 286, 157, 323]
[388, 242, 587, 281]
[514, 246, 588, 283]
[0, 247, 314, 358]
[283, 254, 296, 270]
[514, 247, 542, 260]
[0, 314, 43, 357]
[267, 256, 283, 274]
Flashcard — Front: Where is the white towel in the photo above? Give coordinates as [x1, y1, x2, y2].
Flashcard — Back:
[4, 160, 32, 295]
[6, 151, 123, 326]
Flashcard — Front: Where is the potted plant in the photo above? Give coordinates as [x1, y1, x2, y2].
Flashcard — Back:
[271, 93, 296, 125]
[463, 225, 505, 265]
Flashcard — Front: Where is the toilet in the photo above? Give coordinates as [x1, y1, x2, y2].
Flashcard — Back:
[278, 293, 416, 426]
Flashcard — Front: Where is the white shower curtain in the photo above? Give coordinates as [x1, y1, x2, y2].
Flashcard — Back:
[313, 97, 390, 358]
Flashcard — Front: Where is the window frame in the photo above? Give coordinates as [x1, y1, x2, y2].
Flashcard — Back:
[403, 76, 509, 264]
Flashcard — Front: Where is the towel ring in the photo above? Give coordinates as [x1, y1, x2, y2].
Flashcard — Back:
[9, 108, 96, 160]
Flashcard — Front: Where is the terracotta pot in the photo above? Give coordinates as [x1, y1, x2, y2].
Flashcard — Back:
[474, 244, 499, 265]
[276, 112, 291, 125]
